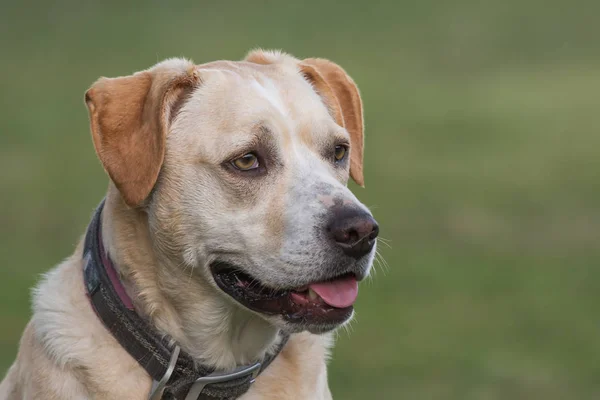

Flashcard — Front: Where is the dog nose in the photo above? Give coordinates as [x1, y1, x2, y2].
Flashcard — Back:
[328, 209, 379, 259]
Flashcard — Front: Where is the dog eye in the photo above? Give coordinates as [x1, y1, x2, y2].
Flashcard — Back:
[231, 153, 259, 170]
[334, 145, 347, 162]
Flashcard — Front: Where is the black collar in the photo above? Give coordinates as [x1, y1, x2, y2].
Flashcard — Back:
[83, 200, 288, 400]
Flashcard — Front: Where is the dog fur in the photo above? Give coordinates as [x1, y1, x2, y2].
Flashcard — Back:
[0, 50, 375, 399]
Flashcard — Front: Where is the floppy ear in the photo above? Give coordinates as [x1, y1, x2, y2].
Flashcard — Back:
[300, 58, 365, 186]
[85, 58, 200, 207]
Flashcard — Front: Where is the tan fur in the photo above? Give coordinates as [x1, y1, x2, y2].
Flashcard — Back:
[0, 49, 370, 399]
[86, 59, 201, 207]
[300, 58, 365, 186]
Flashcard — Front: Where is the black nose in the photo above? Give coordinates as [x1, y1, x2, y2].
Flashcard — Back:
[327, 208, 379, 259]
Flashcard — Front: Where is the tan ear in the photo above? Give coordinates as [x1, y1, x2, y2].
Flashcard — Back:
[85, 58, 200, 207]
[300, 58, 365, 186]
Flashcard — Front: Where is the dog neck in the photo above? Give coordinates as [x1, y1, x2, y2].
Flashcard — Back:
[99, 189, 280, 370]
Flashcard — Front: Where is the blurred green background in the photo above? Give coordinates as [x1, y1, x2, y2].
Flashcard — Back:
[1, 0, 599, 399]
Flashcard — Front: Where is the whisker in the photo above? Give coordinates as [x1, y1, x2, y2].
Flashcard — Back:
[377, 237, 392, 249]
[380, 254, 391, 272]
[349, 232, 374, 248]
[374, 250, 390, 275]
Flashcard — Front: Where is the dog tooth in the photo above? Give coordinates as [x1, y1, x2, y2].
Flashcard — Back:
[308, 288, 318, 301]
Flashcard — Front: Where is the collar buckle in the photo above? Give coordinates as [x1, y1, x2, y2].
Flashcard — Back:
[149, 345, 181, 400]
[148, 344, 262, 400]
[184, 361, 262, 400]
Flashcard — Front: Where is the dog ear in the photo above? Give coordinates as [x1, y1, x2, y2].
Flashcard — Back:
[85, 59, 200, 207]
[300, 58, 365, 186]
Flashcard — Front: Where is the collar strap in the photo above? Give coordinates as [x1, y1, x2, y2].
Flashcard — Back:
[83, 200, 288, 400]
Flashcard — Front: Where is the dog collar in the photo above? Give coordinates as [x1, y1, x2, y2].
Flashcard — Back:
[82, 200, 288, 400]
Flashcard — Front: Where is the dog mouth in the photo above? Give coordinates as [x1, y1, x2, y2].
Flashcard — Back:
[210, 262, 358, 328]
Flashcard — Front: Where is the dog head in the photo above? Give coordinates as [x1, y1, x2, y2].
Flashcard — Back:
[85, 50, 378, 334]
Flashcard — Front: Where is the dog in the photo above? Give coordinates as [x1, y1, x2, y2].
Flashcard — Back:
[0, 49, 378, 400]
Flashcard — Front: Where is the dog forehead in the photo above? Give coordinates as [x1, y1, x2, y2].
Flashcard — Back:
[172, 60, 343, 156]
[197, 60, 334, 126]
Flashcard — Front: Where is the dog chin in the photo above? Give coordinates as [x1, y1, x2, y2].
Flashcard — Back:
[265, 310, 355, 335]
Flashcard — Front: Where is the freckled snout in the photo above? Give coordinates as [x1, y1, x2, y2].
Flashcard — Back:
[327, 208, 379, 259]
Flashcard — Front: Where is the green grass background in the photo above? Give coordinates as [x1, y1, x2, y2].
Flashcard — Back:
[1, 1, 599, 398]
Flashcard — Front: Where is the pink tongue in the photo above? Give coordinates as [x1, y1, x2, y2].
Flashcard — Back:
[309, 276, 359, 308]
